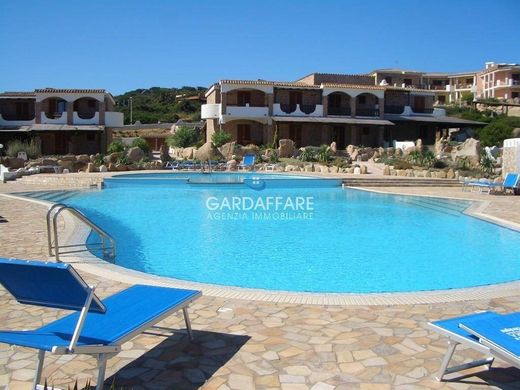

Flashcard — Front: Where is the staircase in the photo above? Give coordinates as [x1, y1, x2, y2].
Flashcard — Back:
[342, 177, 461, 187]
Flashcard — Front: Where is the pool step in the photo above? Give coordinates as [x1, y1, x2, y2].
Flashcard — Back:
[343, 178, 461, 187]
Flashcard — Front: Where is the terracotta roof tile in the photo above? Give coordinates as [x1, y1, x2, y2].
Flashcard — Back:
[35, 88, 106, 93]
[0, 91, 36, 97]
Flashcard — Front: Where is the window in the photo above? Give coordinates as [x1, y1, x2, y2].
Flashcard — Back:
[358, 95, 366, 105]
[384, 76, 392, 85]
[404, 78, 413, 86]
[237, 91, 251, 106]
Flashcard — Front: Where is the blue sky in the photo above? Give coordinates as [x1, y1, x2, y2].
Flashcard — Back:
[1, 0, 519, 95]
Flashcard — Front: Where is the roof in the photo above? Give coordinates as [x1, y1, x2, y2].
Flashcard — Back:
[272, 116, 394, 126]
[35, 88, 107, 94]
[370, 68, 424, 75]
[321, 83, 385, 91]
[219, 80, 322, 89]
[0, 91, 36, 98]
[385, 115, 487, 127]
[0, 124, 104, 132]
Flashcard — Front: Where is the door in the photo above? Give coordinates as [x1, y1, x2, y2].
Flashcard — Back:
[414, 96, 425, 113]
[289, 91, 302, 106]
[289, 124, 302, 147]
[237, 124, 251, 145]
[237, 91, 251, 106]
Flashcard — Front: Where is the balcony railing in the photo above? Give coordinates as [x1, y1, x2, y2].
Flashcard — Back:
[384, 105, 404, 114]
[356, 108, 380, 117]
[273, 103, 323, 117]
[226, 105, 269, 118]
[280, 103, 297, 114]
[0, 114, 36, 126]
[328, 106, 351, 116]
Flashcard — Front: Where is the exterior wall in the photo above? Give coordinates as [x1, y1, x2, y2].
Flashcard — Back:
[502, 138, 520, 176]
[206, 89, 220, 104]
[375, 72, 422, 88]
[223, 120, 265, 145]
[299, 73, 374, 86]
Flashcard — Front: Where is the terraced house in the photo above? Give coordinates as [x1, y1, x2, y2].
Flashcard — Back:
[202, 73, 483, 149]
[0, 88, 124, 154]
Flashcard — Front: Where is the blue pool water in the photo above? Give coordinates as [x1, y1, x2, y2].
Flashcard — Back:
[22, 172, 520, 293]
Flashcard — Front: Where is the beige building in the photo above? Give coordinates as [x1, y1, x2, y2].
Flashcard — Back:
[0, 88, 123, 154]
[477, 62, 520, 100]
[202, 75, 483, 149]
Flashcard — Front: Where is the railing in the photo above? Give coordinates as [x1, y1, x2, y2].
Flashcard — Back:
[328, 106, 351, 116]
[384, 105, 404, 114]
[46, 203, 116, 262]
[280, 103, 297, 114]
[356, 108, 380, 116]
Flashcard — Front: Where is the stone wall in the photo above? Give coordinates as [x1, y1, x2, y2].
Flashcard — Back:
[502, 138, 520, 177]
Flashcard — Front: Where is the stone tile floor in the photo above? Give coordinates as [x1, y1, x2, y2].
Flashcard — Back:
[1, 179, 520, 389]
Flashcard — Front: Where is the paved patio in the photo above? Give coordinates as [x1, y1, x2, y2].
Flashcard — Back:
[1, 177, 520, 389]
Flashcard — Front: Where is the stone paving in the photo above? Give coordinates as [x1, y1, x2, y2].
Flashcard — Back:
[1, 178, 520, 389]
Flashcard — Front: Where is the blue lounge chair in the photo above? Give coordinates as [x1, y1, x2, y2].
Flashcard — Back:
[0, 258, 201, 390]
[428, 311, 520, 381]
[238, 154, 256, 171]
[464, 172, 519, 194]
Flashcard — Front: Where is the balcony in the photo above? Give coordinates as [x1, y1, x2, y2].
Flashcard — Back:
[201, 103, 220, 119]
[328, 107, 351, 116]
[0, 114, 35, 126]
[105, 112, 124, 127]
[273, 103, 323, 117]
[355, 108, 380, 117]
[226, 104, 269, 118]
[496, 79, 520, 87]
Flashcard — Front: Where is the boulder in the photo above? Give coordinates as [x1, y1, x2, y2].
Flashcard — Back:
[304, 164, 314, 172]
[385, 147, 395, 156]
[383, 165, 390, 176]
[415, 139, 423, 150]
[60, 155, 76, 162]
[99, 165, 108, 173]
[446, 168, 455, 179]
[330, 166, 339, 173]
[218, 141, 236, 160]
[42, 158, 59, 166]
[512, 128, 520, 138]
[76, 154, 91, 164]
[403, 146, 415, 156]
[436, 170, 447, 179]
[182, 147, 195, 160]
[86, 163, 97, 173]
[360, 165, 368, 174]
[330, 141, 337, 155]
[5, 157, 24, 169]
[227, 160, 237, 171]
[278, 139, 295, 158]
[350, 150, 359, 161]
[104, 152, 121, 164]
[451, 138, 481, 166]
[73, 161, 88, 172]
[425, 170, 431, 177]
[346, 145, 356, 156]
[58, 159, 74, 171]
[195, 141, 224, 161]
[126, 147, 145, 163]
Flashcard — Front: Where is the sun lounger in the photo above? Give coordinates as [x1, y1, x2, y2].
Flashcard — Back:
[428, 311, 520, 381]
[238, 154, 256, 171]
[464, 172, 519, 194]
[0, 258, 201, 390]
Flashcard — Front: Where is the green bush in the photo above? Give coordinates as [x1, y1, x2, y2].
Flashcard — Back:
[331, 157, 348, 168]
[269, 150, 279, 163]
[6, 138, 41, 159]
[316, 145, 331, 163]
[477, 116, 520, 147]
[131, 137, 150, 153]
[107, 140, 125, 153]
[211, 130, 232, 147]
[166, 126, 201, 148]
[298, 148, 315, 162]
[461, 91, 474, 105]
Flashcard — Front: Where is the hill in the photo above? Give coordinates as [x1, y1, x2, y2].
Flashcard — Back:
[114, 86, 206, 124]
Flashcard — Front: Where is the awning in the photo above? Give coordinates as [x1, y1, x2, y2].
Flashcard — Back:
[272, 116, 394, 126]
[385, 115, 486, 127]
[29, 124, 105, 131]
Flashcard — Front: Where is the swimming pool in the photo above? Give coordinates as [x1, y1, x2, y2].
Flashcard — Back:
[23, 172, 520, 293]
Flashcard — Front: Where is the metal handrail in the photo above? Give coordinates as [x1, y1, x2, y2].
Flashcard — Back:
[46, 204, 116, 262]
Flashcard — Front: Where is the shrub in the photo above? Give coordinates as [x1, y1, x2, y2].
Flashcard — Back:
[298, 147, 315, 162]
[457, 156, 471, 170]
[211, 130, 232, 147]
[107, 140, 125, 154]
[433, 160, 447, 169]
[392, 160, 413, 170]
[6, 138, 41, 159]
[331, 157, 348, 168]
[131, 137, 150, 153]
[477, 117, 520, 147]
[116, 154, 129, 165]
[269, 150, 279, 163]
[316, 145, 331, 163]
[166, 126, 200, 148]
[480, 153, 494, 176]
[461, 91, 474, 105]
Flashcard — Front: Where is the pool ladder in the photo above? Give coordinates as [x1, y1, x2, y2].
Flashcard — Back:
[46, 203, 116, 262]
[201, 159, 212, 174]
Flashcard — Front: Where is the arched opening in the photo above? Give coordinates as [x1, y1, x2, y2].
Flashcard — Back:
[355, 93, 379, 117]
[41, 97, 67, 119]
[327, 92, 351, 116]
[73, 97, 99, 119]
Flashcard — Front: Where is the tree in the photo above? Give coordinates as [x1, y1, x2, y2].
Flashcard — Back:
[211, 130, 232, 147]
[166, 126, 201, 148]
[461, 92, 474, 105]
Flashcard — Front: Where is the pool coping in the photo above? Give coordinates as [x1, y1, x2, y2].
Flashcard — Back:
[3, 184, 520, 306]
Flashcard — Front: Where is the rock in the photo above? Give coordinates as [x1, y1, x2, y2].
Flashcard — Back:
[415, 139, 423, 150]
[73, 161, 88, 172]
[446, 168, 455, 179]
[109, 163, 127, 172]
[360, 153, 369, 161]
[86, 163, 96, 173]
[350, 150, 359, 161]
[182, 147, 195, 159]
[512, 128, 520, 138]
[403, 146, 415, 156]
[60, 155, 76, 162]
[346, 145, 356, 155]
[195, 141, 224, 161]
[330, 141, 337, 154]
[58, 159, 74, 171]
[126, 147, 145, 163]
[5, 157, 24, 169]
[99, 165, 108, 172]
[76, 154, 90, 164]
[383, 165, 390, 175]
[330, 166, 339, 173]
[347, 167, 355, 173]
[436, 170, 447, 178]
[395, 148, 403, 157]
[104, 152, 121, 164]
[278, 139, 295, 158]
[425, 170, 431, 177]
[160, 144, 170, 163]
[451, 138, 481, 167]
[218, 141, 236, 160]
[227, 160, 237, 171]
[304, 164, 314, 172]
[385, 147, 395, 156]
[42, 158, 59, 166]
[360, 165, 368, 174]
